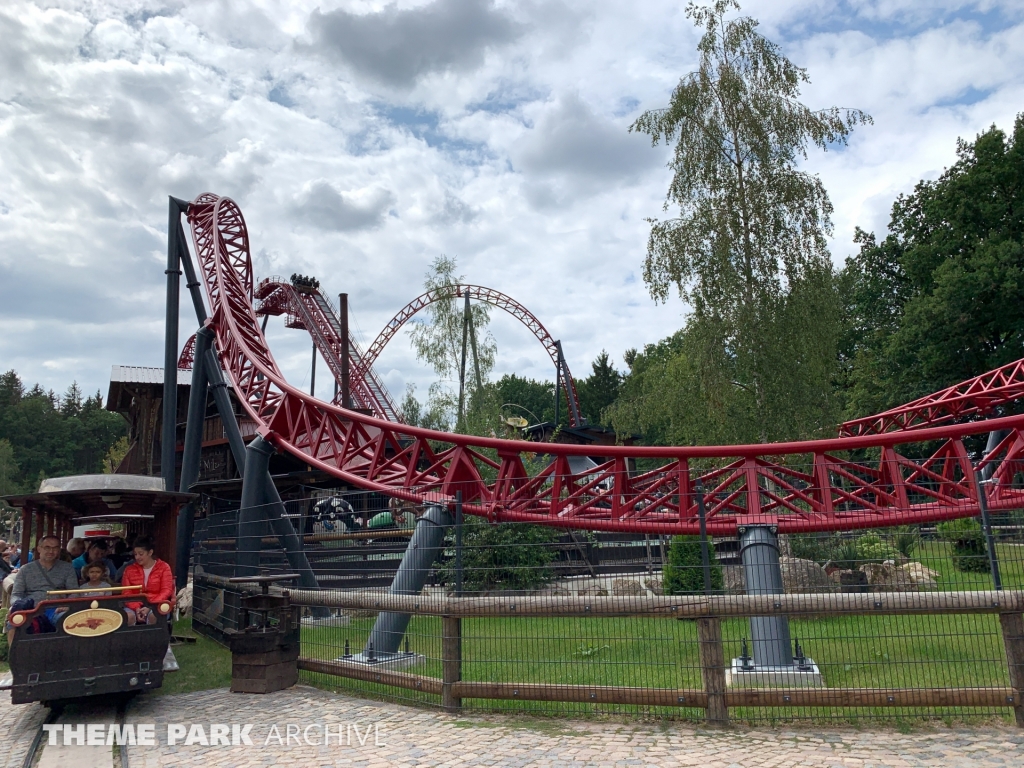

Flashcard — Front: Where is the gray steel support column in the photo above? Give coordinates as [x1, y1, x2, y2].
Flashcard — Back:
[555, 340, 580, 426]
[339, 293, 351, 408]
[174, 327, 212, 588]
[982, 430, 1010, 481]
[258, 471, 322, 595]
[310, 342, 316, 397]
[203, 348, 247, 472]
[161, 198, 184, 485]
[236, 437, 270, 578]
[175, 210, 207, 326]
[365, 504, 454, 656]
[739, 525, 793, 668]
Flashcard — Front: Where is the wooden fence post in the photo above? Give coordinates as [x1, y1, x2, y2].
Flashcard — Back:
[696, 616, 728, 724]
[442, 616, 462, 713]
[1000, 612, 1024, 728]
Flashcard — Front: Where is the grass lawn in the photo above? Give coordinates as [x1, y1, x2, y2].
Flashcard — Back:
[155, 617, 232, 696]
[299, 540, 1024, 723]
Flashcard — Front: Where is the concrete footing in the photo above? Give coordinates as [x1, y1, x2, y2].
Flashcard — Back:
[725, 658, 824, 688]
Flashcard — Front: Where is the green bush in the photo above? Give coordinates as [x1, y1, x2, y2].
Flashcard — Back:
[937, 517, 990, 573]
[855, 533, 897, 563]
[439, 518, 559, 593]
[892, 525, 920, 558]
[828, 538, 861, 570]
[663, 536, 723, 595]
[789, 533, 831, 564]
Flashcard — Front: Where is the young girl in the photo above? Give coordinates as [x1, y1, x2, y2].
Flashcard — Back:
[80, 562, 112, 597]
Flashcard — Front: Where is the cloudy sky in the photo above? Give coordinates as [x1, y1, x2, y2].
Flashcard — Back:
[1, 0, 1022, 410]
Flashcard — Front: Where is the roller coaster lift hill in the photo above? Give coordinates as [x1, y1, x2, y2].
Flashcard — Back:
[164, 194, 1024, 676]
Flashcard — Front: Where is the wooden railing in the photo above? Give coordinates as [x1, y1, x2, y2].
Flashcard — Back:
[283, 589, 1024, 726]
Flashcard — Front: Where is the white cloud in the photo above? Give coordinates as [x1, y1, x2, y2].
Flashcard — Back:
[0, 0, 1021, 411]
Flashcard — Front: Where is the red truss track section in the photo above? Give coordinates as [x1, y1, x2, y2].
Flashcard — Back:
[360, 284, 584, 427]
[187, 194, 1024, 535]
[254, 278, 402, 421]
[178, 333, 196, 370]
[840, 358, 1024, 436]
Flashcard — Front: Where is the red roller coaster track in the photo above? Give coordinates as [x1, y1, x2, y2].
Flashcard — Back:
[186, 194, 1024, 535]
[254, 277, 402, 421]
[360, 284, 584, 427]
[839, 358, 1024, 436]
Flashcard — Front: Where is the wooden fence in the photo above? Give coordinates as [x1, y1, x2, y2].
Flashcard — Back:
[283, 588, 1024, 726]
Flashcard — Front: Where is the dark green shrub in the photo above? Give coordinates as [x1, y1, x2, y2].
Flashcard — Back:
[937, 517, 990, 573]
[440, 518, 559, 592]
[828, 538, 861, 570]
[892, 525, 920, 558]
[663, 536, 723, 595]
[789, 533, 831, 564]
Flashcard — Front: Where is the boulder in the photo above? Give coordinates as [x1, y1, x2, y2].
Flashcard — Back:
[900, 561, 939, 581]
[859, 561, 915, 592]
[175, 581, 193, 616]
[898, 562, 939, 591]
[612, 578, 644, 597]
[780, 557, 837, 594]
[722, 565, 746, 595]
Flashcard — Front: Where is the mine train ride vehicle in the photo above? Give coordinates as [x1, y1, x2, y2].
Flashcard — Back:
[1, 475, 192, 704]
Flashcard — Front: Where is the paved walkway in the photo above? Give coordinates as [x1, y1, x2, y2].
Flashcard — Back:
[2, 686, 1023, 767]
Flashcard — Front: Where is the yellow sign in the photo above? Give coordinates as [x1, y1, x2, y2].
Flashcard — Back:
[62, 608, 123, 637]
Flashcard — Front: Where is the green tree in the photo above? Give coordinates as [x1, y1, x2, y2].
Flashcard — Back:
[0, 439, 22, 495]
[492, 374, 555, 425]
[408, 255, 497, 431]
[577, 351, 621, 426]
[663, 535, 723, 595]
[841, 117, 1024, 418]
[0, 369, 126, 488]
[439, 517, 560, 593]
[630, 0, 868, 443]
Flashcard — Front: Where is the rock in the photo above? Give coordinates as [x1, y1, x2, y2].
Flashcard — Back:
[612, 578, 644, 596]
[175, 582, 193, 616]
[780, 557, 837, 594]
[900, 562, 939, 581]
[859, 562, 915, 591]
[645, 577, 663, 596]
[722, 565, 746, 595]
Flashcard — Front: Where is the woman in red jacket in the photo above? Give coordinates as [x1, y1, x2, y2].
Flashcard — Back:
[120, 535, 174, 625]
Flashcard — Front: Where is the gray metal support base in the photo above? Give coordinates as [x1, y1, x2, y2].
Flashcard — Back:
[175, 326, 212, 588]
[739, 525, 794, 668]
[364, 504, 454, 657]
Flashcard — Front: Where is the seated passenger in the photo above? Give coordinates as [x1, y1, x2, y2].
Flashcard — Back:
[80, 562, 112, 597]
[6, 535, 78, 644]
[66, 537, 86, 560]
[72, 540, 117, 581]
[120, 536, 174, 626]
[109, 537, 131, 569]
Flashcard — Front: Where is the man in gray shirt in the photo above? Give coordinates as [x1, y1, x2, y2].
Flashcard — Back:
[7, 535, 78, 644]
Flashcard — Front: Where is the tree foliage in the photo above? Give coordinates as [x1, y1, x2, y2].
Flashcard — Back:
[0, 370, 126, 492]
[407, 255, 497, 432]
[576, 350, 621, 426]
[840, 117, 1024, 418]
[439, 517, 560, 593]
[627, 0, 867, 443]
[663, 535, 723, 595]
